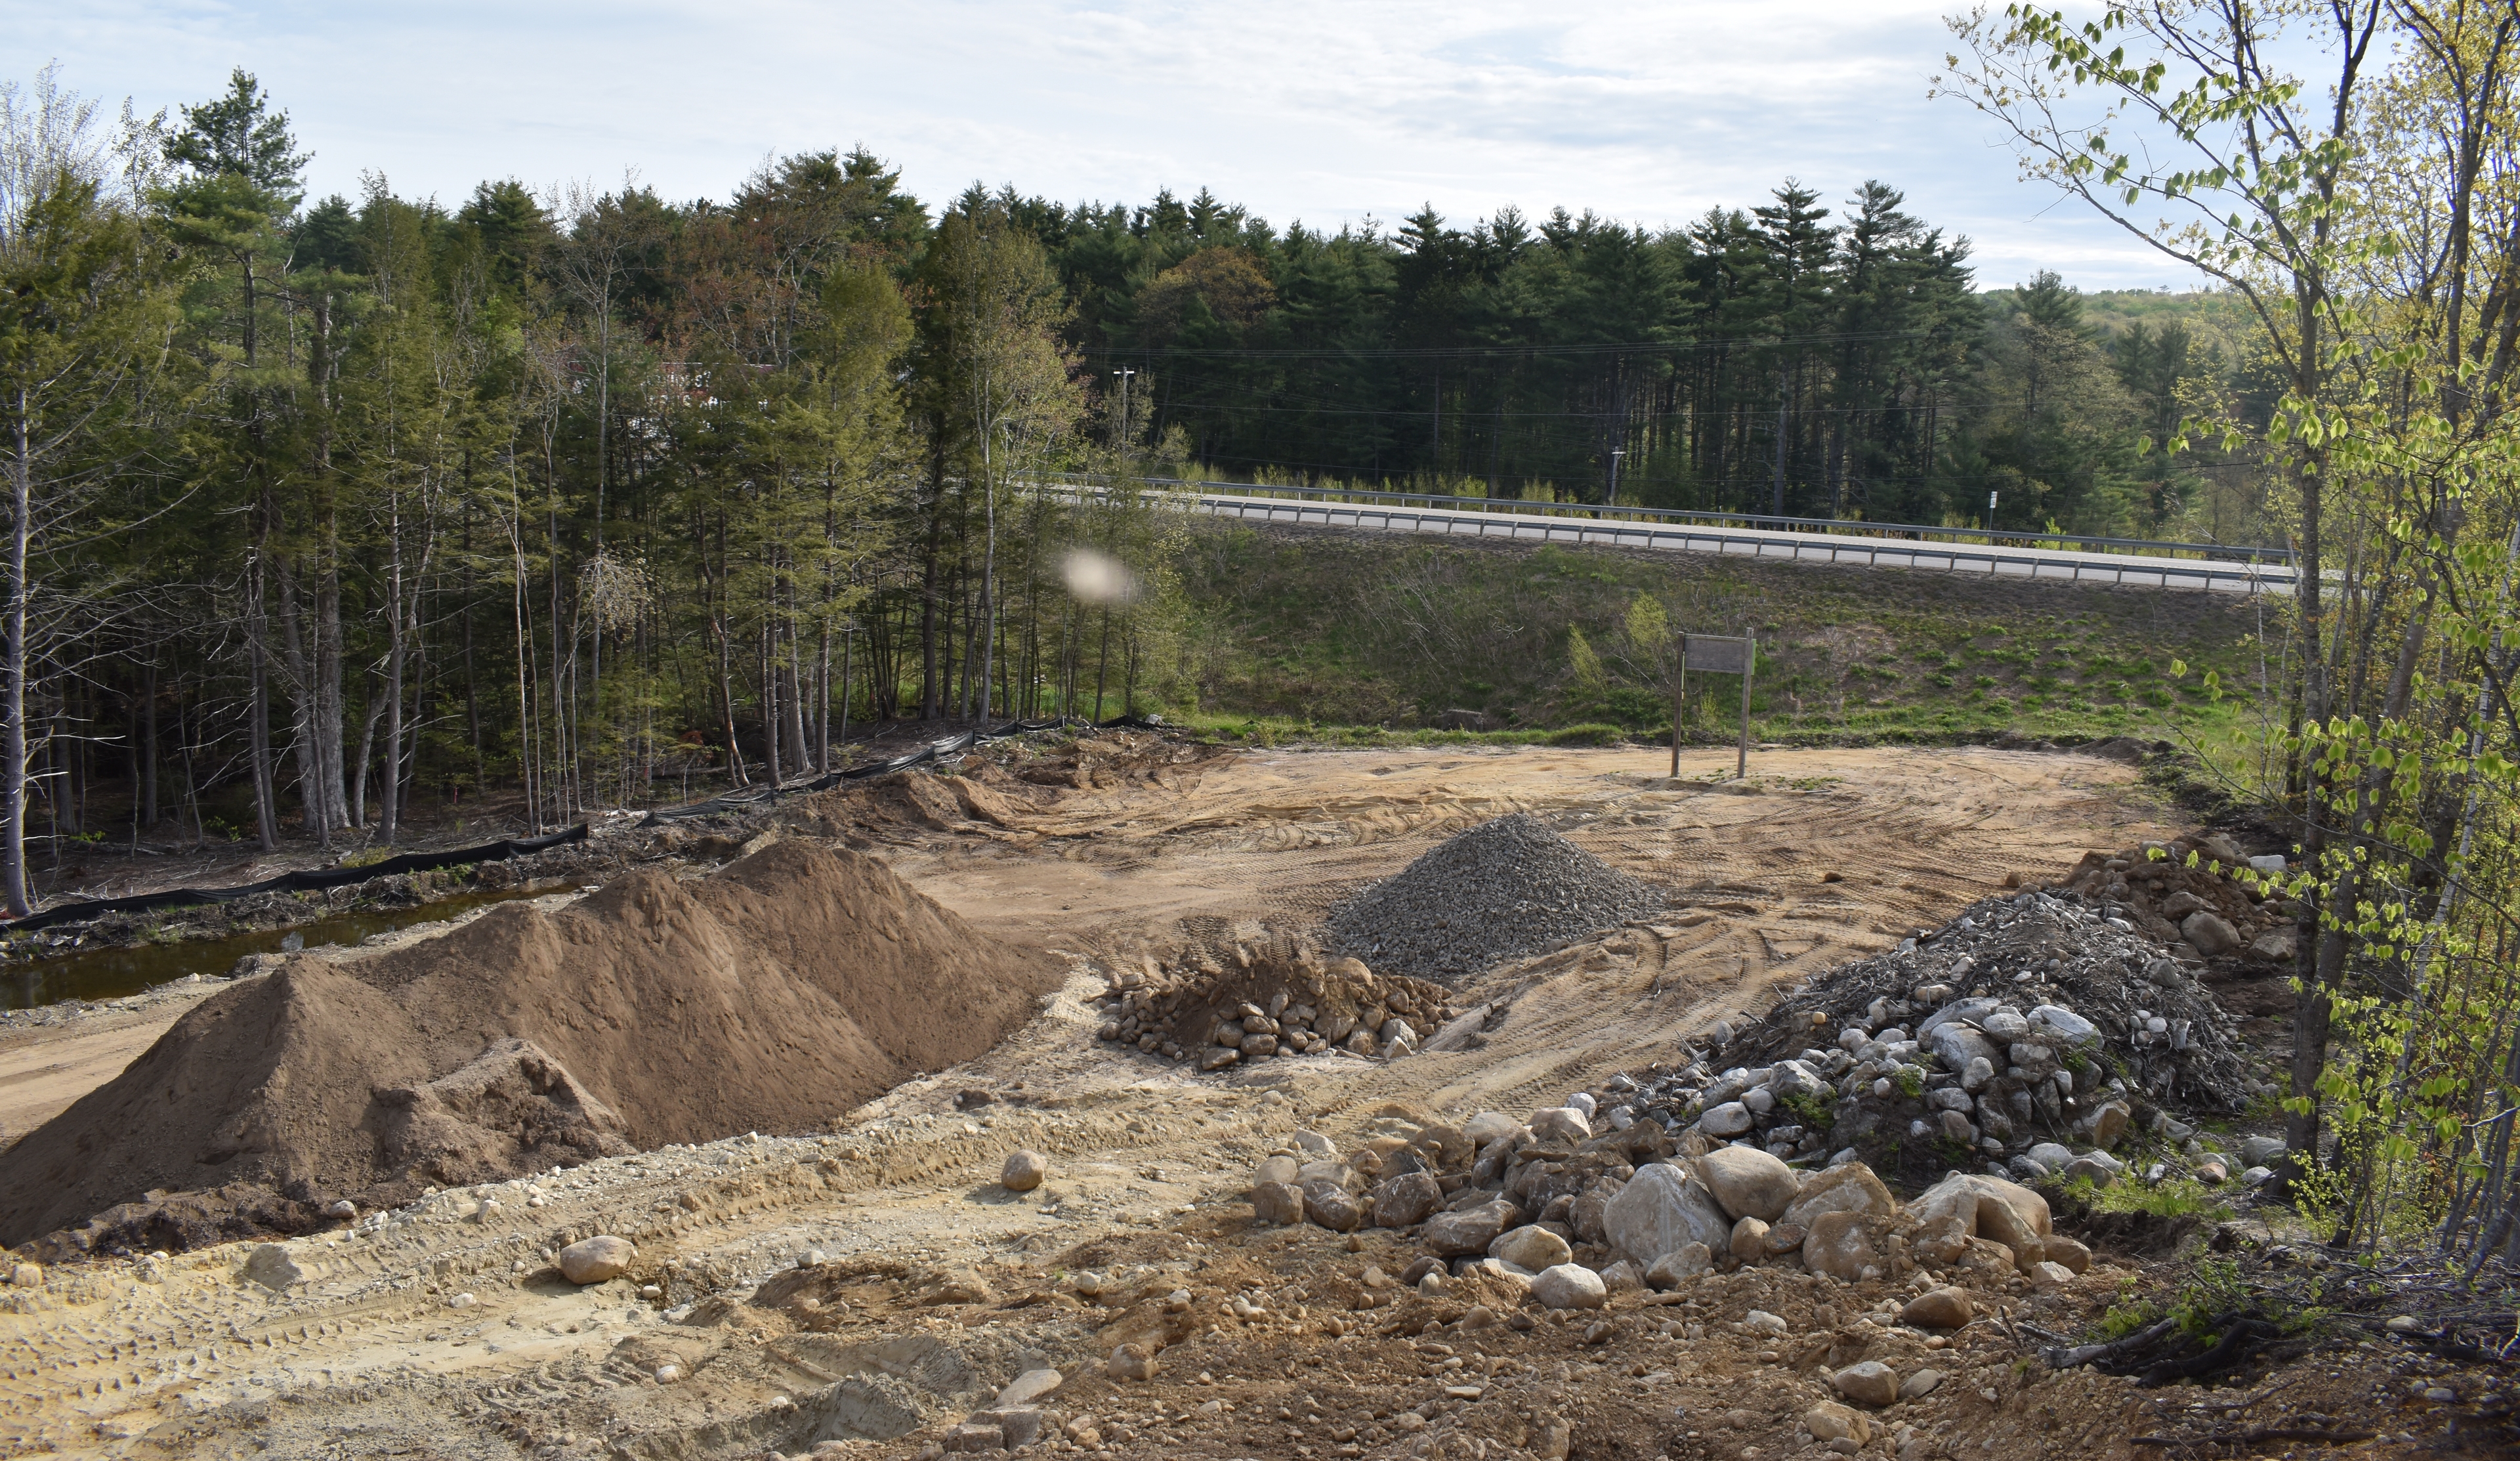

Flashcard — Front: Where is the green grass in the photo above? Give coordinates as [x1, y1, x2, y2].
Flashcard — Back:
[1166, 522, 2271, 746]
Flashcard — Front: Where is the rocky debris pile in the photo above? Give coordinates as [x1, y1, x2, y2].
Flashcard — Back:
[1244, 1096, 1670, 1256]
[1324, 813, 1665, 982]
[1629, 886, 2257, 1187]
[2049, 829, 2296, 963]
[1242, 1101, 2103, 1329]
[1093, 933, 1458, 1070]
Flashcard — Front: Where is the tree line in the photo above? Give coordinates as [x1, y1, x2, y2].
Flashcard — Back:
[1022, 182, 2266, 542]
[5, 61, 2243, 908]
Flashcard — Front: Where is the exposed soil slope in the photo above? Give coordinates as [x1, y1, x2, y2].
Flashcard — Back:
[0, 841, 1053, 1247]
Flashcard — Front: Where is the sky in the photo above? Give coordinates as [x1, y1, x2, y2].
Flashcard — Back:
[9, 0, 2210, 292]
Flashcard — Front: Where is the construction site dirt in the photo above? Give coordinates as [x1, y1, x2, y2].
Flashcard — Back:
[0, 739, 2504, 1460]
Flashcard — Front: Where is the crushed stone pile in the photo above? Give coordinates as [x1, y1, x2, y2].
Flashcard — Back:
[1324, 813, 1665, 981]
[0, 841, 1055, 1254]
[2049, 828, 2297, 963]
[1628, 881, 2264, 1189]
[1094, 931, 1460, 1070]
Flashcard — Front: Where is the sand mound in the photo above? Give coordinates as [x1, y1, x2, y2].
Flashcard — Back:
[0, 841, 1053, 1250]
[1325, 813, 1665, 981]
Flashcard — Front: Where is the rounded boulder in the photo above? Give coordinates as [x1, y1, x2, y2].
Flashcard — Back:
[1695, 1145, 1801, 1222]
[556, 1235, 636, 1286]
[1001, 1150, 1049, 1192]
[1489, 1224, 1573, 1272]
[1528, 1263, 1607, 1311]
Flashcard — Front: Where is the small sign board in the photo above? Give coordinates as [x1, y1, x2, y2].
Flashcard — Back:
[1676, 634, 1752, 676]
[1671, 633, 1757, 780]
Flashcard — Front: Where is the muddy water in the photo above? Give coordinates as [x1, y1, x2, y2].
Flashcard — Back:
[0, 886, 547, 1010]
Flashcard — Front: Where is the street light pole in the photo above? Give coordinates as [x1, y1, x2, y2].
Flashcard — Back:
[1608, 448, 1626, 509]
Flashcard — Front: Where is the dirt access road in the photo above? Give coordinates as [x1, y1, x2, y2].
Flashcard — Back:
[0, 744, 2184, 1460]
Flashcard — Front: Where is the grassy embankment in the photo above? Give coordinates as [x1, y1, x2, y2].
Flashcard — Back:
[1167, 523, 2280, 760]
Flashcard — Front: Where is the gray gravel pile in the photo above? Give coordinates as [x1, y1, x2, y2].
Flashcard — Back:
[1324, 813, 1665, 982]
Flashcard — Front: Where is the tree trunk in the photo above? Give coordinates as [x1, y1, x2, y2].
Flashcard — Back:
[3, 393, 33, 915]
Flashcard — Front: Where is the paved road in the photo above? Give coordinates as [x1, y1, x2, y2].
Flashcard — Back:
[1171, 487, 2294, 594]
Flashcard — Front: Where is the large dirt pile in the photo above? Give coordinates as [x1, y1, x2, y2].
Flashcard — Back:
[1325, 813, 1665, 981]
[0, 841, 1054, 1250]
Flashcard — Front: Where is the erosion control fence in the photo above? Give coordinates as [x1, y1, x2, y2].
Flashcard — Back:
[1, 824, 593, 934]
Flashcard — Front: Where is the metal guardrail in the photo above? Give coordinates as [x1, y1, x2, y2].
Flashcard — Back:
[1049, 473, 2293, 566]
[1122, 484, 2294, 595]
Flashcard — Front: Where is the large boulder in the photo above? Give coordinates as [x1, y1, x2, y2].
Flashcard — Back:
[1603, 1164, 1732, 1269]
[1370, 1172, 1442, 1229]
[1904, 1173, 2050, 1252]
[1490, 1225, 1572, 1272]
[1529, 1263, 1607, 1310]
[1695, 1146, 1800, 1222]
[1250, 1181, 1304, 1226]
[1423, 1200, 1519, 1257]
[1832, 1361, 1899, 1408]
[1528, 1107, 1591, 1145]
[1568, 1175, 1626, 1246]
[2182, 912, 2242, 956]
[1778, 1162, 1895, 1230]
[1461, 1111, 1524, 1146]
[1303, 1179, 1364, 1233]
[557, 1235, 635, 1285]
[1927, 1022, 2002, 1076]
[1803, 1211, 1886, 1281]
[1698, 1101, 1755, 1137]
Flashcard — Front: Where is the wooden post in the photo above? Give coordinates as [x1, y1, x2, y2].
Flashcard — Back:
[1670, 633, 1689, 778]
[1737, 634, 1755, 780]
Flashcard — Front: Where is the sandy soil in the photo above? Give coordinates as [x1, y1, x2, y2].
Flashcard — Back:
[9, 742, 2411, 1461]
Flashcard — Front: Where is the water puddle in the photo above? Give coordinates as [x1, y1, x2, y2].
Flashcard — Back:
[1, 885, 553, 1011]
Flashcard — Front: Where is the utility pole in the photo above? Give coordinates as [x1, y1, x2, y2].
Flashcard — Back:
[1773, 369, 1788, 520]
[1112, 368, 1136, 472]
[1607, 448, 1626, 510]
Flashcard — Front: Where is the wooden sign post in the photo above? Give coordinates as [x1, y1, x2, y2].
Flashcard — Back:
[1670, 633, 1755, 780]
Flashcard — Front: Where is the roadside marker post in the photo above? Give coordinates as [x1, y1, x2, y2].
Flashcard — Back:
[1670, 633, 1755, 781]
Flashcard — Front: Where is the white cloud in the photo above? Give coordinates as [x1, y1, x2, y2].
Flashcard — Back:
[10, 0, 2199, 288]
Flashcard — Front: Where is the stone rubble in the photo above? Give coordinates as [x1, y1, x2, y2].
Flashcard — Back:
[1628, 880, 2265, 1189]
[1092, 930, 1456, 1070]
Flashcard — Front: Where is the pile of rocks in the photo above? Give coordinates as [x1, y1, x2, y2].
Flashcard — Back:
[1092, 935, 1458, 1071]
[2051, 830, 2297, 963]
[1244, 1100, 2096, 1315]
[1631, 885, 2259, 1185]
[1324, 814, 1665, 982]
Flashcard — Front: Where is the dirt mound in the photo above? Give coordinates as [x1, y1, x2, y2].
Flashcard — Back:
[1324, 813, 1665, 981]
[2048, 830, 2292, 960]
[1092, 933, 1460, 1069]
[0, 841, 1055, 1250]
